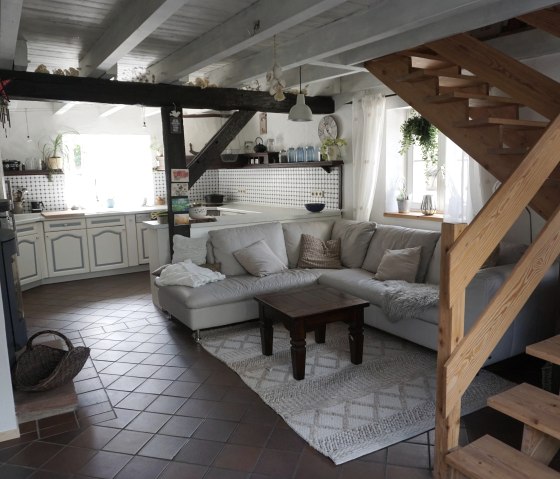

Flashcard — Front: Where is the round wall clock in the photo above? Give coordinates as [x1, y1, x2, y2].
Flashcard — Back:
[318, 115, 338, 141]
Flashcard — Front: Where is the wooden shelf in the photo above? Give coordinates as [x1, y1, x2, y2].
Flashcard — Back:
[384, 211, 443, 222]
[4, 169, 63, 176]
[243, 160, 343, 173]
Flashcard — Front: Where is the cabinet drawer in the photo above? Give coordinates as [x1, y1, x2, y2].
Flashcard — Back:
[44, 218, 87, 232]
[17, 223, 41, 236]
[86, 215, 125, 228]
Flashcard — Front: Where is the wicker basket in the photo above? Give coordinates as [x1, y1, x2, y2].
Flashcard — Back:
[14, 330, 90, 392]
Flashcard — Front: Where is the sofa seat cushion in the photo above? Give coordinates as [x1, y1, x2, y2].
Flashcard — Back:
[362, 224, 440, 282]
[318, 268, 390, 305]
[331, 219, 377, 268]
[282, 220, 335, 268]
[158, 269, 324, 310]
[209, 222, 289, 276]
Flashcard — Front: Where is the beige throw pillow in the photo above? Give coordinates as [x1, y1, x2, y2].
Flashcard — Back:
[297, 234, 342, 269]
[374, 246, 422, 283]
[233, 240, 288, 277]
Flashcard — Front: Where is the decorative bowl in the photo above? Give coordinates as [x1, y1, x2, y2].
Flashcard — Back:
[304, 203, 325, 213]
[189, 206, 208, 219]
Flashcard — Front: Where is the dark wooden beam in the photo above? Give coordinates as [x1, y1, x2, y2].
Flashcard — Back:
[187, 110, 255, 187]
[0, 69, 334, 113]
[161, 105, 190, 248]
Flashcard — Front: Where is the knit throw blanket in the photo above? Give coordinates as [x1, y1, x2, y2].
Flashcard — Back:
[381, 280, 439, 322]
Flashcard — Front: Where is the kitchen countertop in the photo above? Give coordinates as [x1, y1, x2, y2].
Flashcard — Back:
[143, 203, 341, 229]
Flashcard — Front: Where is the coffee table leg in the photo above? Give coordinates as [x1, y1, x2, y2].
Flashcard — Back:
[290, 324, 306, 380]
[314, 324, 326, 343]
[259, 304, 273, 356]
[348, 308, 364, 365]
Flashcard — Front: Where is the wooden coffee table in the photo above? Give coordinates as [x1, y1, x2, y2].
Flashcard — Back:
[255, 285, 369, 380]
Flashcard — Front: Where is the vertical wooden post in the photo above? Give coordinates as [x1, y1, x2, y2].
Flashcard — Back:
[161, 105, 189, 252]
[434, 222, 467, 479]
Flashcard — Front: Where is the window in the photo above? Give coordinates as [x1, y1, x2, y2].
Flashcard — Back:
[63, 134, 154, 210]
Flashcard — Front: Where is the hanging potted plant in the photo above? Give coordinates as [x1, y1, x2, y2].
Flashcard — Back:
[399, 112, 439, 175]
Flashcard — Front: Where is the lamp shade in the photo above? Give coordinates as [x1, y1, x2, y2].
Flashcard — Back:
[288, 93, 313, 122]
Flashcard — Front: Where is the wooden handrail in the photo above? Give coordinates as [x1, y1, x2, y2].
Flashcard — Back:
[445, 204, 560, 411]
[447, 114, 560, 308]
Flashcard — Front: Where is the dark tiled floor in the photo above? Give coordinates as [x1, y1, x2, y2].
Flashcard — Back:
[0, 272, 535, 478]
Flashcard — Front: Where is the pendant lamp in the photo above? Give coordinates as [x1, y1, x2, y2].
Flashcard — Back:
[288, 67, 312, 122]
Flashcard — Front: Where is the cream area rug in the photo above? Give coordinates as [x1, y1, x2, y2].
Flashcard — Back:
[200, 322, 512, 464]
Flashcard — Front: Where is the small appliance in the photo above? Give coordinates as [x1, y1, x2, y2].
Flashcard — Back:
[31, 201, 45, 212]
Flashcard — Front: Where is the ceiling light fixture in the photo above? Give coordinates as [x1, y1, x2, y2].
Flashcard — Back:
[142, 106, 147, 128]
[288, 67, 312, 122]
[24, 108, 31, 142]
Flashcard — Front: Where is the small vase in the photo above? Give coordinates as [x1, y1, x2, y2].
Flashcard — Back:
[397, 199, 410, 213]
[420, 194, 436, 215]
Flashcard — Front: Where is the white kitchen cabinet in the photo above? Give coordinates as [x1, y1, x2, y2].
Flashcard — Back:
[87, 225, 128, 272]
[136, 222, 150, 264]
[16, 223, 47, 286]
[45, 230, 90, 277]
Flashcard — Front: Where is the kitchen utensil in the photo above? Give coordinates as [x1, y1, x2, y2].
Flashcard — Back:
[254, 137, 267, 153]
[304, 203, 325, 213]
[204, 194, 224, 205]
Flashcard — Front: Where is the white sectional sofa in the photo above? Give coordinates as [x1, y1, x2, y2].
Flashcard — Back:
[157, 219, 558, 365]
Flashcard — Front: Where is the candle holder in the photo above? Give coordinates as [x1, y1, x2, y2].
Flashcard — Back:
[420, 194, 436, 215]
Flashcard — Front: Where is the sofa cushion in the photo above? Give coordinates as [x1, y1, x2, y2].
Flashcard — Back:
[172, 235, 207, 265]
[362, 225, 440, 282]
[331, 219, 377, 268]
[233, 240, 288, 277]
[297, 234, 342, 269]
[158, 269, 324, 310]
[209, 222, 288, 276]
[425, 238, 441, 285]
[318, 268, 388, 305]
[282, 220, 334, 268]
[374, 246, 422, 283]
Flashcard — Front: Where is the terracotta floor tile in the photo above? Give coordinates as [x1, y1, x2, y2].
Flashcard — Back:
[387, 442, 430, 469]
[213, 444, 262, 472]
[161, 381, 200, 398]
[138, 434, 187, 460]
[106, 376, 146, 392]
[254, 449, 301, 478]
[266, 427, 306, 452]
[125, 411, 171, 433]
[42, 446, 98, 474]
[115, 392, 157, 411]
[175, 398, 218, 418]
[69, 426, 120, 449]
[158, 416, 203, 438]
[204, 467, 248, 479]
[102, 430, 153, 454]
[0, 464, 35, 479]
[386, 465, 432, 479]
[78, 450, 133, 479]
[228, 423, 273, 447]
[192, 419, 237, 443]
[7, 441, 64, 468]
[123, 365, 160, 378]
[206, 402, 248, 422]
[113, 456, 169, 479]
[145, 395, 186, 414]
[135, 378, 173, 395]
[174, 439, 224, 466]
[157, 462, 207, 479]
[150, 367, 186, 381]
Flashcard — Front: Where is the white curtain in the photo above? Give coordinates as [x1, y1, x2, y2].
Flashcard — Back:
[352, 92, 386, 221]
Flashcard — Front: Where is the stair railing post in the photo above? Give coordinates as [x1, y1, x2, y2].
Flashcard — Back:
[435, 222, 467, 479]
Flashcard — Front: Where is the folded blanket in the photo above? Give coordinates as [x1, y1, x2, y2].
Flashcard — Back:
[381, 280, 439, 322]
[155, 259, 226, 288]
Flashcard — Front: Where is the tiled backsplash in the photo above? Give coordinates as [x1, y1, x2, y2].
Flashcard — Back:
[8, 166, 341, 212]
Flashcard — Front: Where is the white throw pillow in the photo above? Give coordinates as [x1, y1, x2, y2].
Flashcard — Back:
[172, 235, 207, 265]
[233, 239, 288, 277]
[374, 246, 422, 283]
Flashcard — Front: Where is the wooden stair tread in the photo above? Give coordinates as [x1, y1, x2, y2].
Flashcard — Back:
[488, 383, 560, 440]
[527, 335, 560, 365]
[447, 435, 560, 479]
[488, 147, 529, 155]
[398, 70, 485, 88]
[455, 118, 549, 128]
[425, 91, 520, 107]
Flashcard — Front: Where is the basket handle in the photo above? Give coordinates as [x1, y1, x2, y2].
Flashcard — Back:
[25, 330, 74, 351]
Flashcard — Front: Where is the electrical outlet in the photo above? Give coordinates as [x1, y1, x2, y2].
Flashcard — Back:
[311, 190, 325, 198]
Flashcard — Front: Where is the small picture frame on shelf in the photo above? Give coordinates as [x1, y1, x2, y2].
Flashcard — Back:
[171, 197, 189, 213]
[171, 183, 189, 196]
[171, 169, 189, 182]
[174, 214, 189, 225]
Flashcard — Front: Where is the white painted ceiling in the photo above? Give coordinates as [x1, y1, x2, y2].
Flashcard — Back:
[3, 0, 560, 95]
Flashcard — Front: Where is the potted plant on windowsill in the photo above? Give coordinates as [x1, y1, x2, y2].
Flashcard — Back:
[396, 183, 410, 213]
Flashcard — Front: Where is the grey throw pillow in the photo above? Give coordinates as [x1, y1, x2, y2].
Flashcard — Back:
[374, 246, 422, 283]
[297, 234, 342, 269]
[233, 240, 288, 277]
[172, 235, 207, 265]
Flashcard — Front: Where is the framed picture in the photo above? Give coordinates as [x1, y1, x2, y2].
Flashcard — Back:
[171, 169, 189, 182]
[171, 183, 189, 196]
[171, 197, 189, 213]
[174, 214, 189, 226]
[259, 112, 267, 134]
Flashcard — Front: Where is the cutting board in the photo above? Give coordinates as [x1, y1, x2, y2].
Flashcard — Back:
[41, 210, 85, 219]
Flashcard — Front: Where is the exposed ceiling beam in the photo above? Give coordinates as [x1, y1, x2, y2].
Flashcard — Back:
[333, 0, 560, 68]
[282, 65, 360, 90]
[518, 7, 560, 38]
[99, 104, 126, 118]
[0, 0, 23, 70]
[54, 101, 78, 116]
[1, 69, 334, 113]
[207, 0, 560, 87]
[150, 0, 347, 83]
[486, 29, 560, 60]
[79, 0, 189, 78]
[308, 61, 368, 72]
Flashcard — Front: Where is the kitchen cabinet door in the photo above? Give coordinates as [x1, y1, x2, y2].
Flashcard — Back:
[87, 226, 128, 272]
[45, 230, 90, 277]
[17, 232, 46, 285]
[136, 222, 150, 265]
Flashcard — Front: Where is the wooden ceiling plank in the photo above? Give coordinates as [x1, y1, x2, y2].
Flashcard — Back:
[518, 7, 560, 38]
[79, 0, 189, 78]
[0, 68, 334, 113]
[0, 0, 23, 70]
[150, 0, 348, 83]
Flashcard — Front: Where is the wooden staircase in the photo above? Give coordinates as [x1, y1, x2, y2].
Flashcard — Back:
[364, 10, 560, 479]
